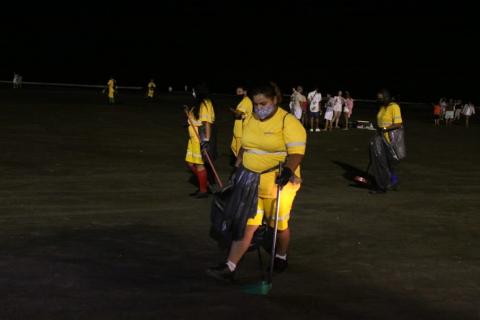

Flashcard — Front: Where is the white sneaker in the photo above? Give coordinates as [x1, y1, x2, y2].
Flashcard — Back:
[310, 129, 314, 132]
[315, 128, 320, 132]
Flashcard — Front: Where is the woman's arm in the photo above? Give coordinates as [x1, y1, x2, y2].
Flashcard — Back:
[235, 148, 244, 168]
[383, 123, 403, 132]
[284, 153, 304, 172]
[203, 122, 211, 140]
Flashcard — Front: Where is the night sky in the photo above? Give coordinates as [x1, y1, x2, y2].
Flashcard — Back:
[2, 1, 477, 101]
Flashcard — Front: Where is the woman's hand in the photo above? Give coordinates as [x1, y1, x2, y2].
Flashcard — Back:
[275, 167, 293, 187]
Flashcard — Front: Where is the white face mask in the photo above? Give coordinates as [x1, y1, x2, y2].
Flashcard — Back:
[254, 104, 275, 120]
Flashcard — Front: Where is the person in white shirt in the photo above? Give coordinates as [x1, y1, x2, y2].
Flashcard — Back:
[445, 99, 455, 127]
[290, 86, 307, 125]
[439, 98, 447, 121]
[323, 94, 334, 131]
[332, 90, 345, 129]
[13, 73, 21, 89]
[454, 100, 462, 121]
[343, 91, 354, 130]
[461, 101, 476, 128]
[307, 87, 322, 132]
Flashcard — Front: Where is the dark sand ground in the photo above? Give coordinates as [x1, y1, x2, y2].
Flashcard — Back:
[0, 87, 479, 319]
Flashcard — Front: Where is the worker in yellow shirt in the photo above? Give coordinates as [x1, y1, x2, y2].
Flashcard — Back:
[146, 79, 156, 99]
[206, 82, 307, 281]
[106, 77, 117, 104]
[230, 85, 253, 158]
[185, 84, 216, 198]
[369, 88, 404, 194]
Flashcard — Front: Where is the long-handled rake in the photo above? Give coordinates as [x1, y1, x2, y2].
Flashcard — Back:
[242, 163, 282, 295]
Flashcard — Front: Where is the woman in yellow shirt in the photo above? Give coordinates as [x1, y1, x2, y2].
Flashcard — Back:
[185, 85, 216, 198]
[230, 85, 253, 158]
[106, 77, 116, 104]
[369, 89, 403, 194]
[206, 82, 306, 281]
[146, 79, 156, 99]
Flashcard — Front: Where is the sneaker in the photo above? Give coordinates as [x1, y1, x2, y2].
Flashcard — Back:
[195, 192, 209, 199]
[368, 188, 386, 194]
[309, 128, 314, 132]
[189, 189, 199, 196]
[206, 263, 235, 281]
[388, 183, 400, 191]
[268, 257, 288, 273]
[315, 128, 320, 132]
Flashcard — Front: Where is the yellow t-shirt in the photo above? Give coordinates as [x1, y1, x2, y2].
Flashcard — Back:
[199, 99, 215, 124]
[233, 96, 253, 138]
[187, 116, 201, 142]
[377, 102, 403, 142]
[242, 108, 307, 198]
[148, 81, 156, 91]
[107, 79, 116, 98]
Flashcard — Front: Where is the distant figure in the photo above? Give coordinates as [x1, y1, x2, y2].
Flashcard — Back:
[343, 91, 354, 130]
[369, 88, 404, 194]
[461, 101, 476, 128]
[192, 88, 196, 99]
[230, 85, 253, 157]
[184, 85, 188, 92]
[433, 101, 442, 126]
[323, 94, 334, 131]
[444, 100, 455, 126]
[307, 87, 322, 132]
[439, 98, 447, 121]
[106, 77, 117, 104]
[13, 73, 22, 88]
[168, 86, 173, 93]
[332, 90, 345, 129]
[147, 79, 156, 99]
[289, 87, 306, 122]
[454, 102, 462, 121]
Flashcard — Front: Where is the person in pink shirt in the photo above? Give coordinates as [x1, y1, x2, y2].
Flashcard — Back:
[343, 91, 354, 130]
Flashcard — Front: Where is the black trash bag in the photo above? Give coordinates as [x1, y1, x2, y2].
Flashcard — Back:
[369, 134, 393, 190]
[210, 189, 268, 252]
[210, 184, 234, 249]
[209, 166, 261, 249]
[388, 127, 406, 161]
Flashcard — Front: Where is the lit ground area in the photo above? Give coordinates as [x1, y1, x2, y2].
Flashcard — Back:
[0, 87, 479, 319]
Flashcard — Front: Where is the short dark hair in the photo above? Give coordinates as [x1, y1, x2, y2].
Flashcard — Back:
[251, 81, 282, 104]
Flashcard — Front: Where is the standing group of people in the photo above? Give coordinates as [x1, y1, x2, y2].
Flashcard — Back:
[183, 82, 307, 281]
[182, 82, 405, 282]
[433, 98, 476, 128]
[98, 77, 407, 282]
[289, 87, 354, 132]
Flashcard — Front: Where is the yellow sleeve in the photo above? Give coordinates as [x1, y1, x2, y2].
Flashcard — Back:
[237, 97, 253, 116]
[390, 104, 403, 124]
[199, 101, 213, 123]
[283, 114, 307, 155]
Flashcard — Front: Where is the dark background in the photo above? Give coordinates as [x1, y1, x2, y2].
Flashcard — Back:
[2, 1, 477, 101]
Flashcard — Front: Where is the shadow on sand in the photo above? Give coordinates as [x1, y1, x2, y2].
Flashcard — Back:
[332, 160, 373, 189]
